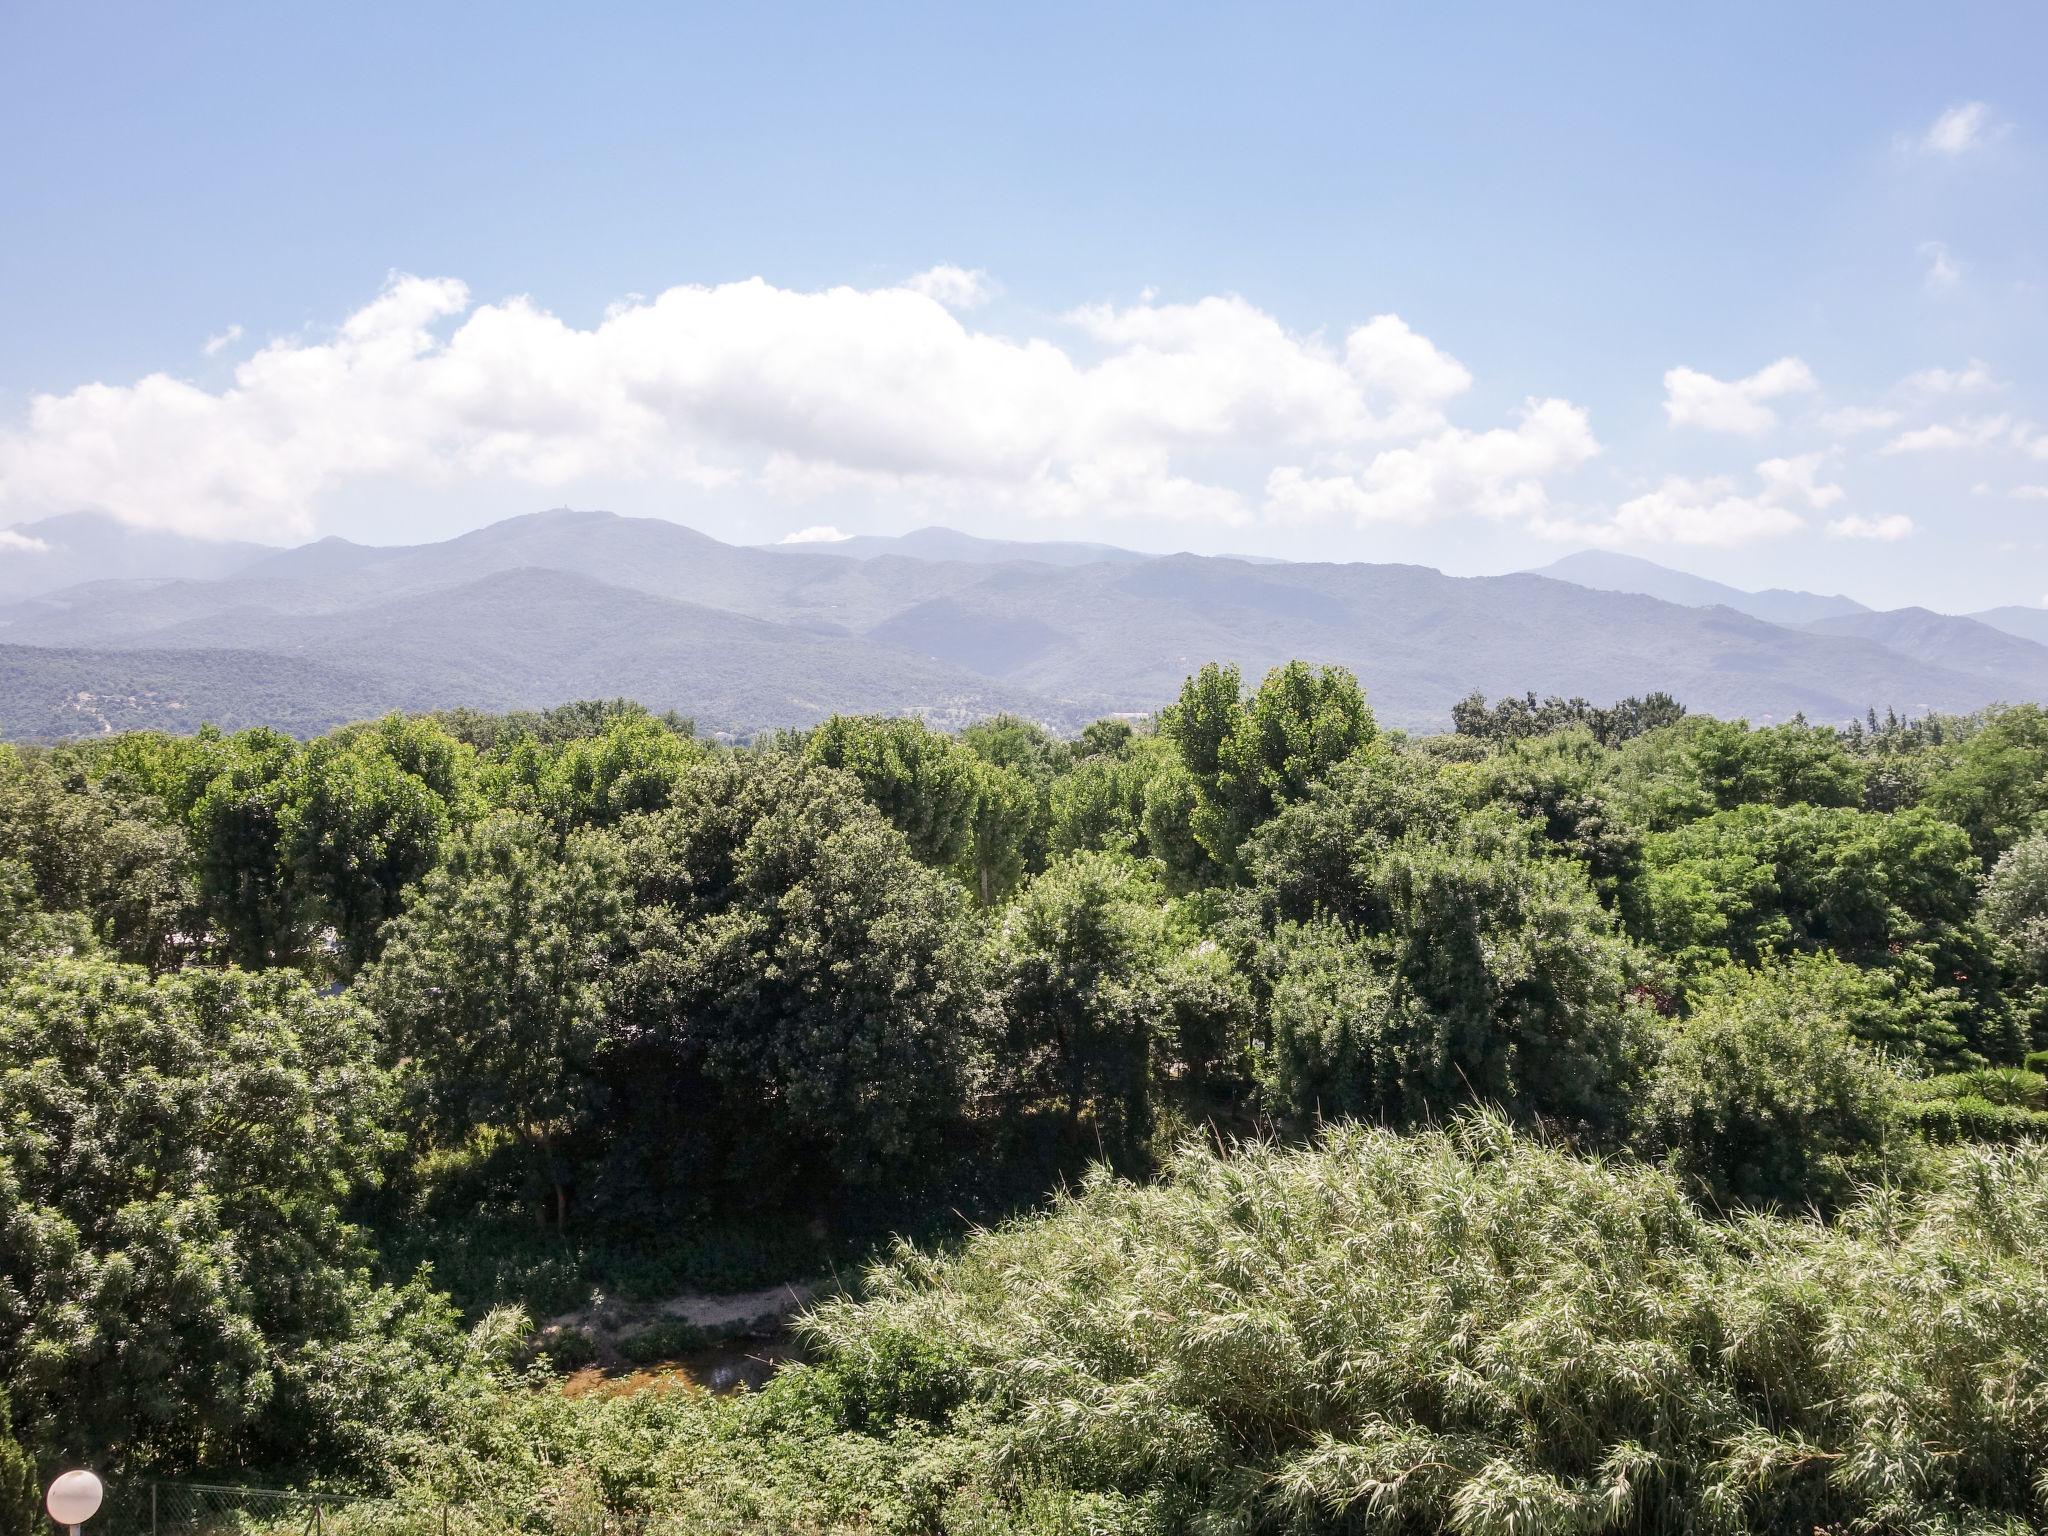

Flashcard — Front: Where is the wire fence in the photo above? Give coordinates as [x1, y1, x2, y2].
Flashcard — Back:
[98, 1482, 638, 1536]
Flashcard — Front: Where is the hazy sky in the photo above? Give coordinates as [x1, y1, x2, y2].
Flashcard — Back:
[2, 2, 2044, 611]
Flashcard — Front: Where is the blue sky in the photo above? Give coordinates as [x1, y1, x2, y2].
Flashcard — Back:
[2, 1, 2044, 611]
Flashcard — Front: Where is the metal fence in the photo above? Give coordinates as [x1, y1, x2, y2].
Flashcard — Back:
[101, 1484, 413, 1536]
[97, 1484, 629, 1536]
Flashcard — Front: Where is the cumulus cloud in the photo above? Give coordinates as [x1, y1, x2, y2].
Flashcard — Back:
[1533, 447, 1844, 550]
[1756, 452, 1845, 510]
[1902, 358, 1996, 396]
[779, 524, 853, 543]
[1262, 398, 1597, 526]
[1921, 101, 2004, 155]
[1663, 357, 1817, 435]
[2011, 485, 2048, 502]
[0, 271, 1585, 542]
[1827, 513, 1914, 542]
[1880, 414, 2013, 454]
[1596, 477, 1806, 547]
[903, 265, 992, 310]
[202, 324, 244, 357]
[0, 528, 50, 553]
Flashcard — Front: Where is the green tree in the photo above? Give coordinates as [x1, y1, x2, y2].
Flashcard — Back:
[994, 852, 1172, 1150]
[1928, 703, 2048, 863]
[1246, 757, 1651, 1135]
[365, 813, 629, 1228]
[282, 717, 471, 973]
[0, 959, 396, 1471]
[0, 1399, 30, 1536]
[1640, 803, 2005, 1057]
[804, 715, 979, 868]
[955, 758, 1038, 908]
[1160, 661, 1374, 874]
[0, 747, 201, 971]
[617, 754, 993, 1201]
[185, 728, 306, 968]
[1642, 961, 1901, 1210]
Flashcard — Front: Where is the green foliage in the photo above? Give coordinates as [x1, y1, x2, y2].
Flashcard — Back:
[1617, 715, 1865, 831]
[365, 813, 629, 1228]
[9, 674, 2048, 1518]
[804, 714, 979, 867]
[994, 852, 1174, 1153]
[1451, 687, 1684, 746]
[1246, 755, 1652, 1136]
[0, 1398, 32, 1536]
[783, 1120, 2048, 1534]
[1927, 702, 2048, 863]
[1640, 802, 2006, 1058]
[616, 753, 994, 1199]
[0, 956, 420, 1472]
[1642, 961, 1902, 1209]
[282, 715, 474, 973]
[185, 727, 306, 967]
[0, 744, 202, 970]
[1160, 661, 1373, 874]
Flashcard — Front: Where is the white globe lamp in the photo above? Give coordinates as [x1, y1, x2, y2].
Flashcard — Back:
[45, 1471, 103, 1535]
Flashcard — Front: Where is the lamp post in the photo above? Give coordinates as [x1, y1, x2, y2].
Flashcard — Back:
[45, 1471, 103, 1536]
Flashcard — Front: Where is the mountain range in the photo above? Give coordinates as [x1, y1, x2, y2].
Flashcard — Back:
[2, 508, 2045, 740]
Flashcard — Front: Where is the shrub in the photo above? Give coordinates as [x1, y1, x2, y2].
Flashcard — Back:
[1641, 963, 1901, 1209]
[1903, 1095, 2048, 1144]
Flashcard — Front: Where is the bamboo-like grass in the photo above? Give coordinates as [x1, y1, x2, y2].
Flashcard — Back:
[802, 1114, 2048, 1533]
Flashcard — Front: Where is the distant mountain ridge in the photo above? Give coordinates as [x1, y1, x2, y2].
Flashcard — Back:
[3, 509, 2046, 741]
[1525, 550, 1870, 625]
[0, 511, 273, 602]
[759, 526, 1150, 566]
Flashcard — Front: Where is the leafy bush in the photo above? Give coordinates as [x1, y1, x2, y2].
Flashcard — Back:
[1902, 1095, 2048, 1144]
[1641, 961, 1902, 1209]
[614, 1320, 712, 1365]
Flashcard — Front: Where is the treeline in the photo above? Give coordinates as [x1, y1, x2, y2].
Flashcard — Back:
[3, 668, 2047, 1531]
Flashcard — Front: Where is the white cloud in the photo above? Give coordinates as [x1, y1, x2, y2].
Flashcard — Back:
[202, 324, 244, 357]
[1262, 397, 1597, 526]
[1601, 477, 1805, 547]
[903, 265, 992, 311]
[1756, 452, 1845, 510]
[779, 524, 853, 543]
[0, 528, 50, 553]
[1827, 513, 1915, 542]
[1533, 447, 1843, 550]
[0, 271, 1571, 542]
[1880, 414, 2013, 454]
[1902, 358, 1996, 396]
[1921, 241, 1962, 292]
[1921, 101, 2003, 155]
[1663, 357, 1817, 435]
[2012, 485, 2048, 502]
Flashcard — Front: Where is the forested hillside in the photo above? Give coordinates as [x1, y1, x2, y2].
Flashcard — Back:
[4, 669, 2047, 1533]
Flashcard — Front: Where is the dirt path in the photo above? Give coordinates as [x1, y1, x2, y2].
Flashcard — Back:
[545, 1279, 820, 1339]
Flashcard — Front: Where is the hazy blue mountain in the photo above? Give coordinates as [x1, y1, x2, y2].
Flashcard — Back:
[0, 511, 272, 602]
[120, 565, 1064, 735]
[1527, 550, 1870, 625]
[4, 509, 2043, 740]
[1970, 605, 2048, 648]
[759, 525, 1150, 566]
[1802, 608, 2048, 697]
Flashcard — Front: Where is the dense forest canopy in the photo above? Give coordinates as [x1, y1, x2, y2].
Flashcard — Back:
[3, 670, 2047, 1533]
